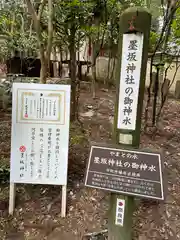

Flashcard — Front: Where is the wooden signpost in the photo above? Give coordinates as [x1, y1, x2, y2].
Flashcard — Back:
[84, 6, 155, 240]
[9, 83, 71, 217]
[108, 7, 151, 240]
[111, 7, 151, 240]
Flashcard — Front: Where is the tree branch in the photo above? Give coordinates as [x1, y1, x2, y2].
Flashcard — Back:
[144, 2, 178, 131]
[38, 0, 47, 20]
[25, 0, 38, 25]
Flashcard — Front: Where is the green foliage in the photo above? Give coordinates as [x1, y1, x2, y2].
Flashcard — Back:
[171, 7, 180, 46]
[0, 1, 38, 60]
[70, 122, 87, 145]
[149, 31, 159, 53]
[1, 0, 178, 63]
[148, 0, 162, 18]
[54, 0, 146, 56]
[70, 135, 85, 145]
[54, 0, 94, 49]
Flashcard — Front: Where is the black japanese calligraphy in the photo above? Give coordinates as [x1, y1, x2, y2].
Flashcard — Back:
[39, 95, 42, 118]
[47, 128, 52, 178]
[123, 106, 132, 116]
[54, 128, 60, 179]
[128, 40, 138, 50]
[122, 117, 131, 125]
[127, 52, 137, 61]
[19, 152, 25, 178]
[53, 100, 57, 116]
[30, 128, 36, 178]
[125, 87, 133, 96]
[126, 63, 136, 74]
[49, 100, 52, 116]
[39, 128, 44, 178]
[121, 38, 139, 127]
[25, 97, 28, 117]
[124, 97, 133, 105]
[125, 75, 135, 84]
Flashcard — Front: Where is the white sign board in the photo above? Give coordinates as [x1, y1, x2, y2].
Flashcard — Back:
[115, 198, 125, 226]
[117, 33, 144, 130]
[10, 83, 71, 186]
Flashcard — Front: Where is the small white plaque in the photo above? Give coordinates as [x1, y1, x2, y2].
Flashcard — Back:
[115, 198, 125, 226]
[119, 133, 133, 145]
[117, 33, 144, 130]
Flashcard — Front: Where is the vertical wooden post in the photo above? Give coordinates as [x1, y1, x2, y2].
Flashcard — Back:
[9, 183, 16, 215]
[108, 7, 151, 240]
[61, 185, 67, 218]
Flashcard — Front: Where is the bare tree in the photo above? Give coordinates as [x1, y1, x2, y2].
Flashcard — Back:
[144, 0, 180, 132]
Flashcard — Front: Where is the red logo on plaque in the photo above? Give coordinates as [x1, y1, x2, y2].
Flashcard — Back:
[25, 114, 28, 118]
[19, 146, 26, 152]
[119, 201, 123, 206]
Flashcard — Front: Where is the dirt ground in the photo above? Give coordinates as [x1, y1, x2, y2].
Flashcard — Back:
[0, 84, 180, 239]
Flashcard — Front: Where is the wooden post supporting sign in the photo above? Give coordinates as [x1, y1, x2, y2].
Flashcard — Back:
[109, 7, 151, 240]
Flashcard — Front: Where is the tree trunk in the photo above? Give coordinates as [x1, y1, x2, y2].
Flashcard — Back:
[40, 63, 47, 83]
[91, 42, 96, 99]
[53, 47, 58, 77]
[11, 13, 16, 57]
[40, 48, 47, 84]
[25, 0, 53, 84]
[90, 19, 103, 99]
[59, 46, 63, 77]
[69, 25, 77, 121]
[46, 0, 53, 78]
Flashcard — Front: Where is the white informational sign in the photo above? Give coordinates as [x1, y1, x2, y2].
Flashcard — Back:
[10, 83, 71, 186]
[117, 33, 144, 130]
[115, 199, 125, 226]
